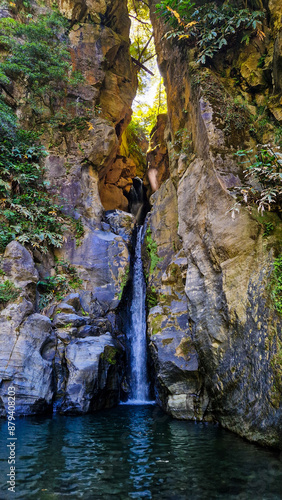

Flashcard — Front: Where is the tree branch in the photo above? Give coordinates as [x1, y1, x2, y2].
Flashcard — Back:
[129, 14, 150, 26]
[131, 56, 154, 76]
[138, 34, 153, 62]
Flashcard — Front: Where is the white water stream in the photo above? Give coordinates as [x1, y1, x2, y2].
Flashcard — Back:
[127, 225, 149, 403]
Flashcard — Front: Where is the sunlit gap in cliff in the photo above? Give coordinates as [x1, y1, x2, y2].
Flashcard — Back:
[120, 1, 167, 405]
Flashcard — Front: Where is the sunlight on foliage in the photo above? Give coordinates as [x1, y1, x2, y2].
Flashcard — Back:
[128, 1, 167, 137]
[155, 0, 264, 64]
[0, 10, 83, 125]
[133, 77, 167, 137]
[234, 145, 282, 214]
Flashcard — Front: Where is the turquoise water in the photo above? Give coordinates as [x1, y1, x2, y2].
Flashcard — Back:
[0, 405, 282, 499]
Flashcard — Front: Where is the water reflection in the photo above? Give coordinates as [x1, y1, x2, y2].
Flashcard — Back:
[0, 405, 281, 499]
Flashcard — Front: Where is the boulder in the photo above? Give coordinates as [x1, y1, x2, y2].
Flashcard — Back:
[3, 241, 38, 287]
[61, 293, 81, 311]
[55, 229, 130, 311]
[104, 210, 135, 245]
[0, 309, 53, 416]
[53, 313, 87, 328]
[56, 333, 123, 413]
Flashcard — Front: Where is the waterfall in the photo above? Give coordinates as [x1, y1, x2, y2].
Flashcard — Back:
[127, 225, 149, 403]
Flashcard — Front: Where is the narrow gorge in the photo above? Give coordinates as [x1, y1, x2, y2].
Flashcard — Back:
[0, 0, 282, 478]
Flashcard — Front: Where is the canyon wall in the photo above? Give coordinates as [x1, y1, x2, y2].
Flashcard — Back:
[0, 0, 137, 416]
[145, 0, 282, 448]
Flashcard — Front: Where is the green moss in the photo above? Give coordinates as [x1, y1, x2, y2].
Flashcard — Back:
[270, 335, 282, 408]
[0, 280, 20, 303]
[101, 345, 118, 365]
[162, 338, 173, 346]
[145, 226, 163, 275]
[118, 266, 130, 300]
[178, 338, 194, 357]
[150, 314, 163, 335]
[147, 285, 158, 309]
[270, 255, 282, 315]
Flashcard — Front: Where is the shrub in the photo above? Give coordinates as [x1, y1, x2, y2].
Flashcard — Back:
[0, 280, 20, 303]
[0, 126, 67, 253]
[37, 260, 83, 310]
[155, 1, 265, 64]
[234, 145, 282, 214]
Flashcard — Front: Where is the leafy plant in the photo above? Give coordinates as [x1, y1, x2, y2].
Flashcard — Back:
[118, 267, 130, 300]
[156, 1, 265, 64]
[234, 145, 282, 214]
[37, 260, 83, 310]
[147, 285, 158, 308]
[262, 221, 274, 237]
[0, 280, 20, 303]
[145, 226, 163, 275]
[0, 11, 83, 123]
[0, 124, 68, 253]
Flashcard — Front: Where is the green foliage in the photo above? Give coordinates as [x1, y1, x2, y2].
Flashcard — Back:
[118, 267, 130, 300]
[147, 285, 158, 308]
[0, 9, 86, 254]
[37, 260, 83, 310]
[0, 280, 20, 303]
[0, 10, 84, 126]
[101, 345, 118, 365]
[0, 12, 78, 121]
[234, 145, 282, 214]
[0, 123, 69, 253]
[262, 221, 274, 237]
[74, 219, 85, 246]
[156, 1, 264, 65]
[145, 226, 163, 275]
[133, 78, 167, 137]
[270, 255, 282, 315]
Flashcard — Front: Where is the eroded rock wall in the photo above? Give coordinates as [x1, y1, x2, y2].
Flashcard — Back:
[146, 0, 282, 448]
[0, 0, 136, 416]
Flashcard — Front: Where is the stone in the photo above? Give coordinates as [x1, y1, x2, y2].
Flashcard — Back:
[55, 303, 76, 314]
[104, 210, 135, 245]
[147, 0, 282, 448]
[55, 229, 130, 311]
[61, 293, 81, 311]
[146, 114, 169, 196]
[0, 309, 53, 416]
[240, 52, 266, 90]
[80, 291, 105, 316]
[57, 333, 123, 413]
[53, 313, 87, 328]
[3, 241, 39, 286]
[99, 183, 129, 211]
[76, 324, 100, 338]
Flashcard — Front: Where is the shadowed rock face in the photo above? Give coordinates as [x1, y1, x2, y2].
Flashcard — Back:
[145, 0, 282, 448]
[0, 0, 136, 417]
[0, 232, 130, 416]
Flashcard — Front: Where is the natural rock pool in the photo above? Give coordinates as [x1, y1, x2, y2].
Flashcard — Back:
[0, 404, 282, 499]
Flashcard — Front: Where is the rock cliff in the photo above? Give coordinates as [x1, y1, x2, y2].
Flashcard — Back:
[0, 0, 281, 451]
[145, 0, 282, 448]
[0, 0, 136, 416]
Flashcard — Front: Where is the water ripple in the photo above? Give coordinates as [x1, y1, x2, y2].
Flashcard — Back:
[0, 405, 282, 499]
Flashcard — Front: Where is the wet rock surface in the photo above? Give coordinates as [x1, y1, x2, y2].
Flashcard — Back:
[145, 0, 282, 449]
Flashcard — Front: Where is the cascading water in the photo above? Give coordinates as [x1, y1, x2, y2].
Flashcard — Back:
[126, 225, 149, 403]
